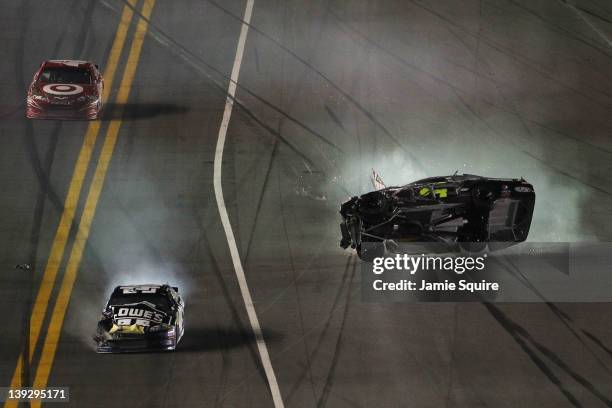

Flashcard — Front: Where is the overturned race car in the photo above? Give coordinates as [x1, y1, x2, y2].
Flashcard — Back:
[93, 284, 185, 353]
[340, 172, 535, 259]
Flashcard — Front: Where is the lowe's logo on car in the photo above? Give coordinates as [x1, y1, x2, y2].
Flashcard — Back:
[42, 83, 83, 95]
[115, 307, 164, 324]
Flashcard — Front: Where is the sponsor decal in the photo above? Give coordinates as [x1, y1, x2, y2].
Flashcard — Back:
[42, 83, 83, 96]
[113, 305, 165, 327]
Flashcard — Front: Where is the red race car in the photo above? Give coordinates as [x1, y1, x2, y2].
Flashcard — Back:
[26, 60, 103, 120]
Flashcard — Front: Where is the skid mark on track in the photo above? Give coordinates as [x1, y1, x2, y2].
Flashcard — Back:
[407, 0, 612, 105]
[283, 255, 354, 405]
[277, 164, 318, 403]
[192, 206, 270, 386]
[73, 0, 98, 58]
[111, 0, 342, 155]
[500, 0, 612, 58]
[484, 303, 583, 407]
[24, 121, 63, 270]
[522, 150, 612, 196]
[485, 302, 612, 407]
[492, 255, 612, 377]
[243, 139, 278, 263]
[204, 0, 423, 167]
[317, 256, 357, 408]
[217, 253, 352, 404]
[324, 105, 346, 131]
[328, 0, 612, 158]
[582, 330, 612, 359]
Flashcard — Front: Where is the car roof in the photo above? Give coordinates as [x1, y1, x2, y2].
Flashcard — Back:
[111, 284, 169, 295]
[43, 60, 92, 68]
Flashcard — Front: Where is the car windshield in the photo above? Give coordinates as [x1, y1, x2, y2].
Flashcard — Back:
[108, 294, 171, 310]
[39, 67, 92, 84]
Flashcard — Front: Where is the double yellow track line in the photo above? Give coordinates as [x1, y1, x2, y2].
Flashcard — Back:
[5, 1, 156, 406]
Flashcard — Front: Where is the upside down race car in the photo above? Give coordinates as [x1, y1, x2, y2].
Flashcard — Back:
[93, 284, 185, 353]
[26, 59, 103, 120]
[340, 172, 535, 259]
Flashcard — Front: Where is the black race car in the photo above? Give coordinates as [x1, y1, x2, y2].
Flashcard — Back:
[93, 284, 185, 353]
[340, 173, 535, 259]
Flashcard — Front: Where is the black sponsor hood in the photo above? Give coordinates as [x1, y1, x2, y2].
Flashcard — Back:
[109, 301, 171, 326]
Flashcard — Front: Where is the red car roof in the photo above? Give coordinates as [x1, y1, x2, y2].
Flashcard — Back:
[42, 59, 92, 68]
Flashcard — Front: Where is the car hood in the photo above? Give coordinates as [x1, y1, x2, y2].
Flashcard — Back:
[35, 83, 97, 100]
[109, 301, 172, 326]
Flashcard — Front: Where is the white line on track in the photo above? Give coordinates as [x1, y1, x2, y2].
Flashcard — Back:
[212, 1, 285, 407]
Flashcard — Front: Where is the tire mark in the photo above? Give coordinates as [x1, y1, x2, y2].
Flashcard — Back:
[485, 302, 612, 407]
[277, 160, 318, 404]
[324, 105, 345, 131]
[582, 330, 612, 359]
[243, 139, 278, 263]
[330, 0, 612, 132]
[317, 256, 356, 408]
[522, 150, 612, 196]
[203, 0, 423, 166]
[159, 347, 178, 408]
[407, 0, 612, 105]
[327, 6, 547, 162]
[576, 5, 612, 25]
[110, 0, 343, 155]
[212, 324, 234, 408]
[467, 29, 612, 158]
[74, 0, 97, 58]
[490, 255, 612, 376]
[443, 305, 462, 407]
[484, 303, 583, 408]
[24, 122, 63, 265]
[284, 254, 353, 406]
[500, 0, 612, 59]
[193, 205, 272, 390]
[518, 118, 612, 155]
[461, 266, 612, 406]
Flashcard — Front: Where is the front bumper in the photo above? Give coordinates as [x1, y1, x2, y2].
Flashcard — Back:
[26, 99, 100, 120]
[94, 331, 177, 353]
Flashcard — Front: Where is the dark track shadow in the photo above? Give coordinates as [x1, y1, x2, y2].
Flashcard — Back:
[100, 102, 189, 121]
[178, 327, 282, 353]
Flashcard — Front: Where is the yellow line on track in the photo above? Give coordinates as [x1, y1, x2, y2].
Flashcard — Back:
[30, 1, 156, 404]
[4, 2, 136, 406]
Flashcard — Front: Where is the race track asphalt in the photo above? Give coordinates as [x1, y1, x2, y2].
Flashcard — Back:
[1, 0, 612, 407]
